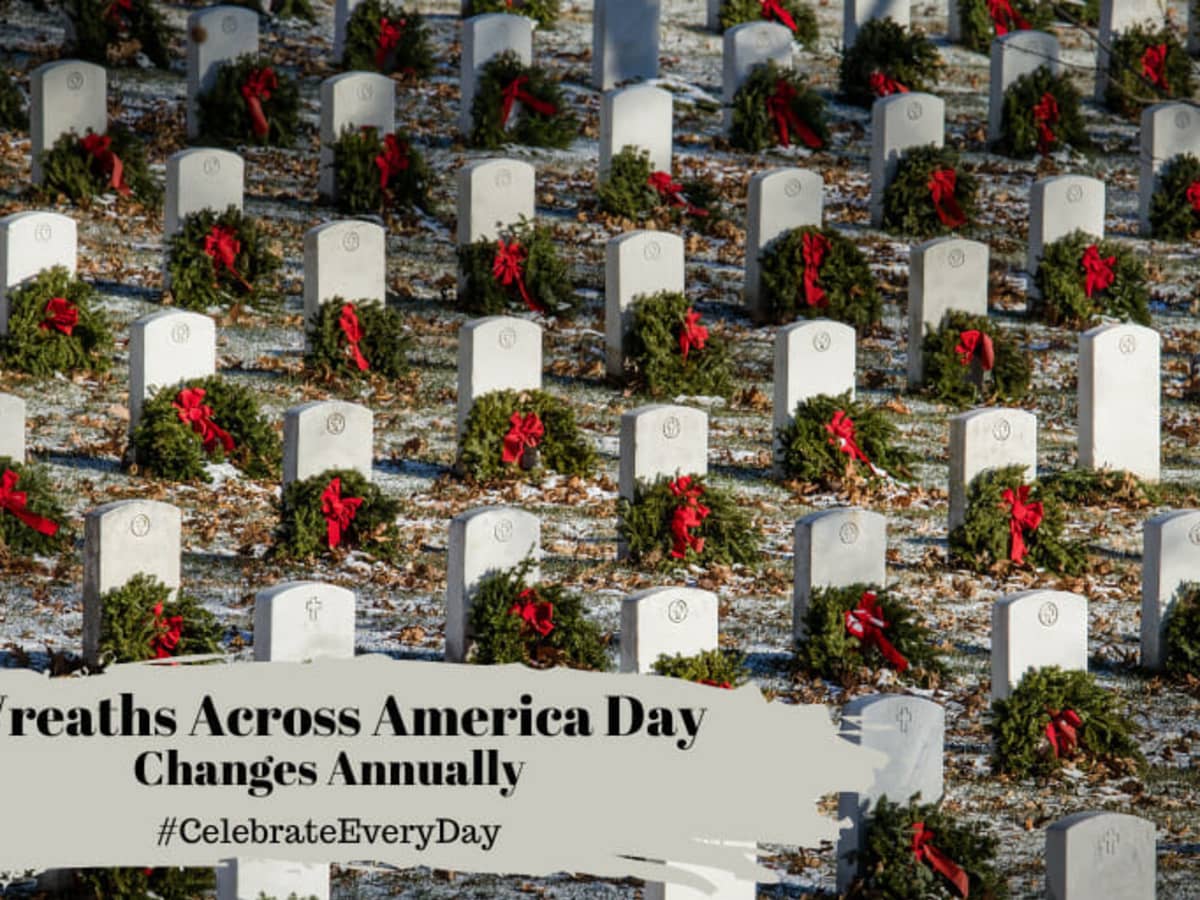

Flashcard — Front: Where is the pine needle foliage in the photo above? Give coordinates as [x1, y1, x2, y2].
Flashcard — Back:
[195, 54, 300, 148]
[76, 867, 216, 900]
[342, 0, 433, 76]
[38, 125, 159, 205]
[989, 666, 1144, 778]
[1052, 0, 1097, 25]
[776, 391, 914, 486]
[652, 648, 750, 687]
[65, 0, 172, 68]
[1031, 230, 1151, 328]
[919, 310, 1031, 408]
[469, 50, 578, 150]
[96, 573, 224, 666]
[881, 144, 977, 238]
[465, 0, 560, 28]
[274, 467, 401, 561]
[130, 376, 281, 483]
[165, 205, 281, 313]
[330, 126, 431, 216]
[617, 474, 760, 570]
[458, 389, 597, 483]
[839, 18, 943, 108]
[996, 65, 1091, 158]
[729, 60, 828, 153]
[468, 558, 611, 671]
[1039, 468, 1160, 508]
[229, 0, 317, 21]
[949, 465, 1087, 575]
[0, 456, 70, 558]
[846, 795, 1008, 900]
[456, 217, 577, 317]
[955, 0, 1051, 54]
[305, 297, 412, 381]
[1164, 583, 1200, 679]
[1148, 153, 1200, 241]
[718, 0, 818, 48]
[0, 68, 27, 131]
[1104, 23, 1192, 118]
[625, 292, 734, 399]
[597, 146, 722, 229]
[757, 226, 880, 327]
[0, 266, 113, 376]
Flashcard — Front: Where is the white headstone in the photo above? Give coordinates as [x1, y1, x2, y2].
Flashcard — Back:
[988, 31, 1061, 143]
[164, 149, 244, 239]
[0, 393, 26, 463]
[1138, 102, 1200, 233]
[793, 508, 887, 640]
[302, 220, 387, 332]
[0, 210, 77, 336]
[186, 6, 259, 140]
[870, 92, 944, 227]
[599, 84, 672, 180]
[128, 310, 217, 432]
[948, 407, 1037, 532]
[619, 404, 708, 502]
[1096, 0, 1162, 100]
[1046, 811, 1156, 900]
[333, 0, 367, 61]
[446, 506, 540, 663]
[745, 169, 823, 320]
[605, 230, 685, 377]
[592, 0, 661, 90]
[282, 400, 374, 487]
[773, 319, 855, 467]
[318, 72, 395, 201]
[456, 316, 543, 435]
[907, 237, 989, 386]
[30, 60, 106, 185]
[460, 14, 533, 136]
[1141, 510, 1200, 671]
[1027, 174, 1105, 276]
[216, 859, 330, 900]
[991, 590, 1087, 700]
[722, 22, 793, 128]
[844, 0, 910, 48]
[456, 158, 536, 246]
[253, 582, 356, 662]
[620, 586, 718, 674]
[1078, 323, 1160, 482]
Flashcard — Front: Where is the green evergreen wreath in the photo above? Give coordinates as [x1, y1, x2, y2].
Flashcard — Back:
[456, 216, 577, 317]
[1148, 153, 1200, 240]
[1105, 23, 1192, 118]
[729, 60, 828, 153]
[1052, 0, 1097, 26]
[757, 226, 881, 327]
[617, 474, 760, 570]
[881, 144, 977, 238]
[37, 125, 159, 205]
[0, 69, 27, 131]
[468, 558, 610, 670]
[0, 266, 113, 376]
[652, 648, 750, 687]
[919, 310, 1031, 408]
[996, 65, 1091, 158]
[97, 573, 224, 666]
[839, 18, 943, 109]
[75, 867, 216, 900]
[1163, 583, 1200, 679]
[165, 205, 281, 312]
[274, 467, 401, 561]
[949, 465, 1087, 575]
[458, 388, 597, 482]
[330, 126, 431, 216]
[776, 391, 914, 486]
[342, 0, 433, 76]
[625, 292, 734, 399]
[229, 0, 317, 21]
[130, 376, 281, 483]
[954, 0, 1050, 55]
[0, 456, 69, 558]
[465, 0, 560, 28]
[989, 666, 1144, 778]
[1039, 467, 1159, 507]
[797, 583, 947, 687]
[718, 0, 818, 48]
[1031, 230, 1151, 328]
[305, 297, 412, 381]
[194, 54, 301, 148]
[847, 795, 1009, 900]
[597, 147, 722, 230]
[65, 0, 172, 68]
[469, 50, 578, 150]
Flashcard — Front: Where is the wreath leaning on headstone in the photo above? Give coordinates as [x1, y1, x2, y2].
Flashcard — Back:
[954, 0, 1050, 55]
[468, 558, 611, 670]
[1148, 152, 1200, 241]
[881, 145, 977, 238]
[757, 225, 881, 328]
[330, 126, 431, 216]
[130, 376, 282, 484]
[624, 292, 734, 400]
[305, 297, 413, 382]
[0, 456, 69, 558]
[949, 465, 1087, 575]
[652, 648, 750, 688]
[456, 216, 577, 318]
[1031, 230, 1151, 328]
[75, 867, 216, 900]
[164, 205, 281, 313]
[989, 666, 1145, 778]
[796, 584, 947, 688]
[0, 69, 27, 131]
[1104, 23, 1192, 119]
[597, 147, 722, 230]
[996, 64, 1091, 158]
[618, 473, 760, 571]
[38, 125, 159, 206]
[95, 573, 223, 667]
[469, 50, 578, 150]
[776, 391, 915, 487]
[274, 467, 401, 561]
[195, 54, 300, 148]
[839, 18, 943, 109]
[718, 0, 818, 48]
[458, 389, 597, 483]
[343, 0, 433, 75]
[465, 0, 560, 28]
[729, 60, 829, 154]
[229, 0, 317, 22]
[0, 265, 114, 377]
[846, 795, 1009, 900]
[919, 310, 1031, 408]
[1163, 583, 1200, 679]
[65, 0, 172, 68]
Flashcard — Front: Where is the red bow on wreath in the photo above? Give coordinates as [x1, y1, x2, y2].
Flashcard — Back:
[1187, 180, 1200, 213]
[203, 225, 252, 291]
[150, 602, 184, 660]
[501, 411, 544, 465]
[172, 387, 235, 455]
[869, 71, 908, 97]
[509, 588, 555, 637]
[844, 591, 909, 672]
[927, 169, 967, 229]
[1045, 707, 1082, 758]
[39, 296, 78, 336]
[668, 475, 710, 560]
[825, 410, 872, 467]
[79, 133, 131, 198]
[999, 484, 1042, 564]
[338, 304, 370, 372]
[700, 679, 733, 689]
[1141, 43, 1170, 92]
[765, 79, 823, 150]
[240, 67, 278, 141]
[0, 469, 59, 537]
[647, 171, 709, 217]
[955, 329, 995, 370]
[987, 0, 1029, 37]
[321, 477, 363, 549]
[678, 308, 708, 360]
[912, 822, 970, 898]
[1080, 244, 1116, 298]
[374, 132, 410, 192]
[1032, 91, 1060, 155]
[499, 75, 558, 129]
[104, 0, 132, 24]
[376, 16, 404, 70]
[758, 0, 796, 30]
[492, 239, 544, 313]
[802, 230, 831, 307]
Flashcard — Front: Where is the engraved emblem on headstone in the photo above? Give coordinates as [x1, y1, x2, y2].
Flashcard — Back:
[203, 156, 220, 176]
[1119, 334, 1136, 355]
[325, 413, 346, 435]
[662, 415, 681, 439]
[221, 14, 238, 32]
[896, 705, 912, 734]
[170, 323, 190, 344]
[992, 418, 1012, 442]
[494, 518, 513, 542]
[754, 30, 770, 50]
[34, 223, 52, 242]
[1038, 601, 1059, 627]
[667, 598, 688, 623]
[1100, 827, 1120, 857]
[357, 82, 374, 102]
[907, 102, 923, 121]
[948, 248, 966, 268]
[839, 522, 860, 544]
[494, 168, 512, 188]
[1067, 184, 1084, 203]
[306, 597, 322, 622]
[644, 240, 662, 261]
[67, 71, 84, 91]
[342, 231, 360, 253]
[813, 330, 831, 352]
[130, 514, 151, 538]
[1189, 522, 1200, 546]
[498, 327, 517, 349]
[784, 178, 803, 198]
[1176, 110, 1191, 130]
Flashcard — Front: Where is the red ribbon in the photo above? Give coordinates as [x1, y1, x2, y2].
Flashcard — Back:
[758, 0, 796, 30]
[647, 171, 709, 217]
[668, 476, 710, 560]
[104, 0, 132, 24]
[1142, 43, 1170, 92]
[869, 71, 908, 97]
[150, 601, 184, 660]
[240, 67, 277, 141]
[765, 79, 823, 150]
[321, 477, 363, 549]
[955, 330, 995, 370]
[1188, 180, 1200, 213]
[172, 387, 235, 455]
[700, 679, 733, 688]
[501, 411, 544, 465]
[988, 0, 1029, 36]
[375, 16, 404, 70]
[499, 75, 558, 128]
[1033, 91, 1060, 155]
[912, 823, 970, 898]
[999, 485, 1043, 564]
[1045, 708, 1082, 758]
[79, 133, 131, 198]
[203, 225, 252, 291]
[338, 304, 370, 372]
[1080, 244, 1116, 298]
[802, 231, 830, 308]
[0, 469, 59, 537]
[825, 410, 871, 466]
[509, 587, 555, 637]
[374, 132, 410, 192]
[39, 296, 78, 336]
[492, 239, 544, 313]
[844, 590, 909, 672]
[928, 169, 966, 229]
[678, 308, 708, 361]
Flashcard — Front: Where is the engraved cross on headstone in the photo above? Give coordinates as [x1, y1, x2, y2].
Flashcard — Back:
[306, 597, 322, 623]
